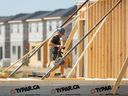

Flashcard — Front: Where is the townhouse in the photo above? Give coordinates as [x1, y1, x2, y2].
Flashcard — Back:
[26, 11, 51, 68]
[0, 5, 77, 68]
[8, 13, 31, 64]
[0, 16, 12, 67]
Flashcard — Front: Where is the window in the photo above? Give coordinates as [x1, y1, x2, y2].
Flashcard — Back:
[17, 24, 19, 33]
[29, 23, 32, 33]
[38, 48, 41, 61]
[0, 47, 3, 60]
[17, 24, 20, 33]
[12, 24, 20, 33]
[12, 46, 16, 55]
[18, 46, 21, 59]
[10, 24, 13, 34]
[31, 23, 39, 32]
[36, 23, 39, 32]
[37, 22, 42, 32]
[49, 21, 52, 31]
[0, 25, 1, 35]
[56, 21, 60, 29]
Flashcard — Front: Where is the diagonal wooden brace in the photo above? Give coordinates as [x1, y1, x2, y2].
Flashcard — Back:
[112, 57, 128, 94]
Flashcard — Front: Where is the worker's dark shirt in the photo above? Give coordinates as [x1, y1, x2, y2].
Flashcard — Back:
[50, 35, 61, 54]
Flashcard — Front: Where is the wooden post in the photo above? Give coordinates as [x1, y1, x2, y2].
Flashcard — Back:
[47, 40, 51, 67]
[60, 38, 64, 75]
[42, 42, 47, 67]
[77, 17, 84, 77]
[125, 0, 128, 78]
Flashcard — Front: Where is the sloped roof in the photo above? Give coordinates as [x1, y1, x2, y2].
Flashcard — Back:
[0, 5, 77, 22]
[27, 11, 51, 20]
[9, 13, 32, 21]
[46, 5, 77, 18]
[0, 16, 13, 22]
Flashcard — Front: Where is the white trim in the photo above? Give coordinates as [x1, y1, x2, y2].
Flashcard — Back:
[77, 0, 98, 5]
[8, 20, 22, 23]
[26, 19, 42, 22]
[44, 17, 61, 20]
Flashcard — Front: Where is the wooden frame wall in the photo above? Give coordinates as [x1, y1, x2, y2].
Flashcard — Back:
[78, 0, 128, 78]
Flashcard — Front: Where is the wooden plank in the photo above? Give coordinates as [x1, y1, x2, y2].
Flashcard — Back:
[107, 0, 113, 78]
[103, 0, 107, 78]
[100, 1, 104, 78]
[114, 1, 118, 78]
[47, 40, 50, 67]
[112, 57, 128, 94]
[106, 0, 112, 78]
[85, 3, 89, 77]
[84, 5, 88, 77]
[126, 0, 128, 57]
[90, 3, 95, 78]
[42, 43, 48, 67]
[63, 21, 78, 53]
[102, 0, 106, 78]
[87, 3, 91, 78]
[77, 18, 84, 77]
[89, 3, 93, 78]
[122, 0, 126, 77]
[93, 2, 96, 78]
[111, 0, 115, 78]
[90, 3, 94, 77]
[94, 2, 98, 78]
[126, 0, 128, 77]
[106, 0, 109, 78]
[118, 1, 122, 77]
[97, 2, 100, 78]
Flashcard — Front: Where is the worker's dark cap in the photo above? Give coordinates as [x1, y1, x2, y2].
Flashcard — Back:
[57, 27, 65, 35]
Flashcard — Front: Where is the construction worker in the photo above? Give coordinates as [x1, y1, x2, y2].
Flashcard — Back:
[49, 27, 65, 77]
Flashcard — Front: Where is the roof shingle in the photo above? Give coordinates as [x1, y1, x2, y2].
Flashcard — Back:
[9, 13, 31, 21]
[27, 11, 51, 19]
[0, 16, 13, 22]
[46, 5, 77, 18]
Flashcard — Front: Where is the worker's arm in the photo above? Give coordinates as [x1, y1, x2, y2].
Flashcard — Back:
[49, 42, 60, 47]
[49, 36, 65, 49]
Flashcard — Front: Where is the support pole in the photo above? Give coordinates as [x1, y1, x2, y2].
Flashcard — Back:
[77, 18, 84, 77]
[111, 57, 128, 94]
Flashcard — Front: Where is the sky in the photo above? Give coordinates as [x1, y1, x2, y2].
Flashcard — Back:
[0, 0, 78, 16]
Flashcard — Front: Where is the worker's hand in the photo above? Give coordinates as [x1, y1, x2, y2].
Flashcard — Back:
[57, 45, 65, 49]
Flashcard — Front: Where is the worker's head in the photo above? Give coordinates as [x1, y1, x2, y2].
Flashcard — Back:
[56, 27, 65, 37]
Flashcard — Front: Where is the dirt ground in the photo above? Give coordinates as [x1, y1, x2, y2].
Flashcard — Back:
[0, 66, 75, 78]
